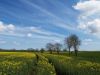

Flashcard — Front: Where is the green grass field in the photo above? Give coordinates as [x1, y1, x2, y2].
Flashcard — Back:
[43, 52, 100, 75]
[0, 51, 100, 75]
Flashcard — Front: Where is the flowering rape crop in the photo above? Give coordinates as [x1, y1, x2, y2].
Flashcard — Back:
[34, 54, 56, 75]
[0, 52, 100, 75]
[0, 52, 36, 75]
[0, 52, 56, 75]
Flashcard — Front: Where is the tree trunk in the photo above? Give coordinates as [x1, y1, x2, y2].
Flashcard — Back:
[68, 47, 70, 56]
[75, 50, 77, 56]
[50, 50, 52, 54]
[74, 46, 78, 56]
[57, 50, 59, 54]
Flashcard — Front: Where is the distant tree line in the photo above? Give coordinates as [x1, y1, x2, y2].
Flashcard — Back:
[46, 42, 62, 54]
[0, 34, 81, 56]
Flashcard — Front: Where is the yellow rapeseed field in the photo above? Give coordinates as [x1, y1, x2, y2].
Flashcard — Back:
[0, 52, 36, 75]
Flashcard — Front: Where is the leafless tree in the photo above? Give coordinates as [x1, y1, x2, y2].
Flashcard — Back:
[69, 34, 81, 56]
[54, 43, 62, 54]
[46, 43, 54, 54]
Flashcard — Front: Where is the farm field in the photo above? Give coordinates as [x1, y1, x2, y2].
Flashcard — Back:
[43, 51, 100, 75]
[0, 0, 100, 75]
[0, 52, 36, 75]
[0, 51, 100, 75]
[0, 52, 56, 75]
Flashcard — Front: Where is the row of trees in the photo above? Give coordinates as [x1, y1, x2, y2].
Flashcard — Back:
[46, 34, 81, 56]
[46, 42, 62, 54]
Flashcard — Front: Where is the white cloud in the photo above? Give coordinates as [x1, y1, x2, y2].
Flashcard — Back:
[0, 21, 15, 32]
[0, 21, 6, 31]
[74, 0, 100, 17]
[29, 26, 65, 38]
[53, 39, 61, 43]
[27, 33, 32, 37]
[30, 27, 40, 32]
[78, 19, 100, 35]
[0, 21, 65, 41]
[7, 24, 15, 31]
[74, 0, 100, 37]
[83, 38, 93, 42]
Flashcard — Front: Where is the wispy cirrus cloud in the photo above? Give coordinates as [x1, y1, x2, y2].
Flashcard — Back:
[1, 0, 79, 34]
[82, 38, 93, 45]
[20, 0, 76, 31]
[0, 21, 65, 39]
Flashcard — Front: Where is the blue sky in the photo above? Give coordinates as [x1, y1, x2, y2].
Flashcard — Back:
[0, 0, 100, 50]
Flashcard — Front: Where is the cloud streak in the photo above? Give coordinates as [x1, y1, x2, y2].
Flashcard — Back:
[20, 0, 76, 31]
[0, 21, 65, 39]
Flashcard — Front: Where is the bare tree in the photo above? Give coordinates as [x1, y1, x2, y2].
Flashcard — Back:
[64, 37, 72, 56]
[40, 48, 45, 53]
[46, 43, 54, 54]
[69, 34, 81, 56]
[54, 43, 62, 54]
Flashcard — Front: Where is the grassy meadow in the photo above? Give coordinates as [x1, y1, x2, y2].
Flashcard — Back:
[0, 51, 100, 75]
